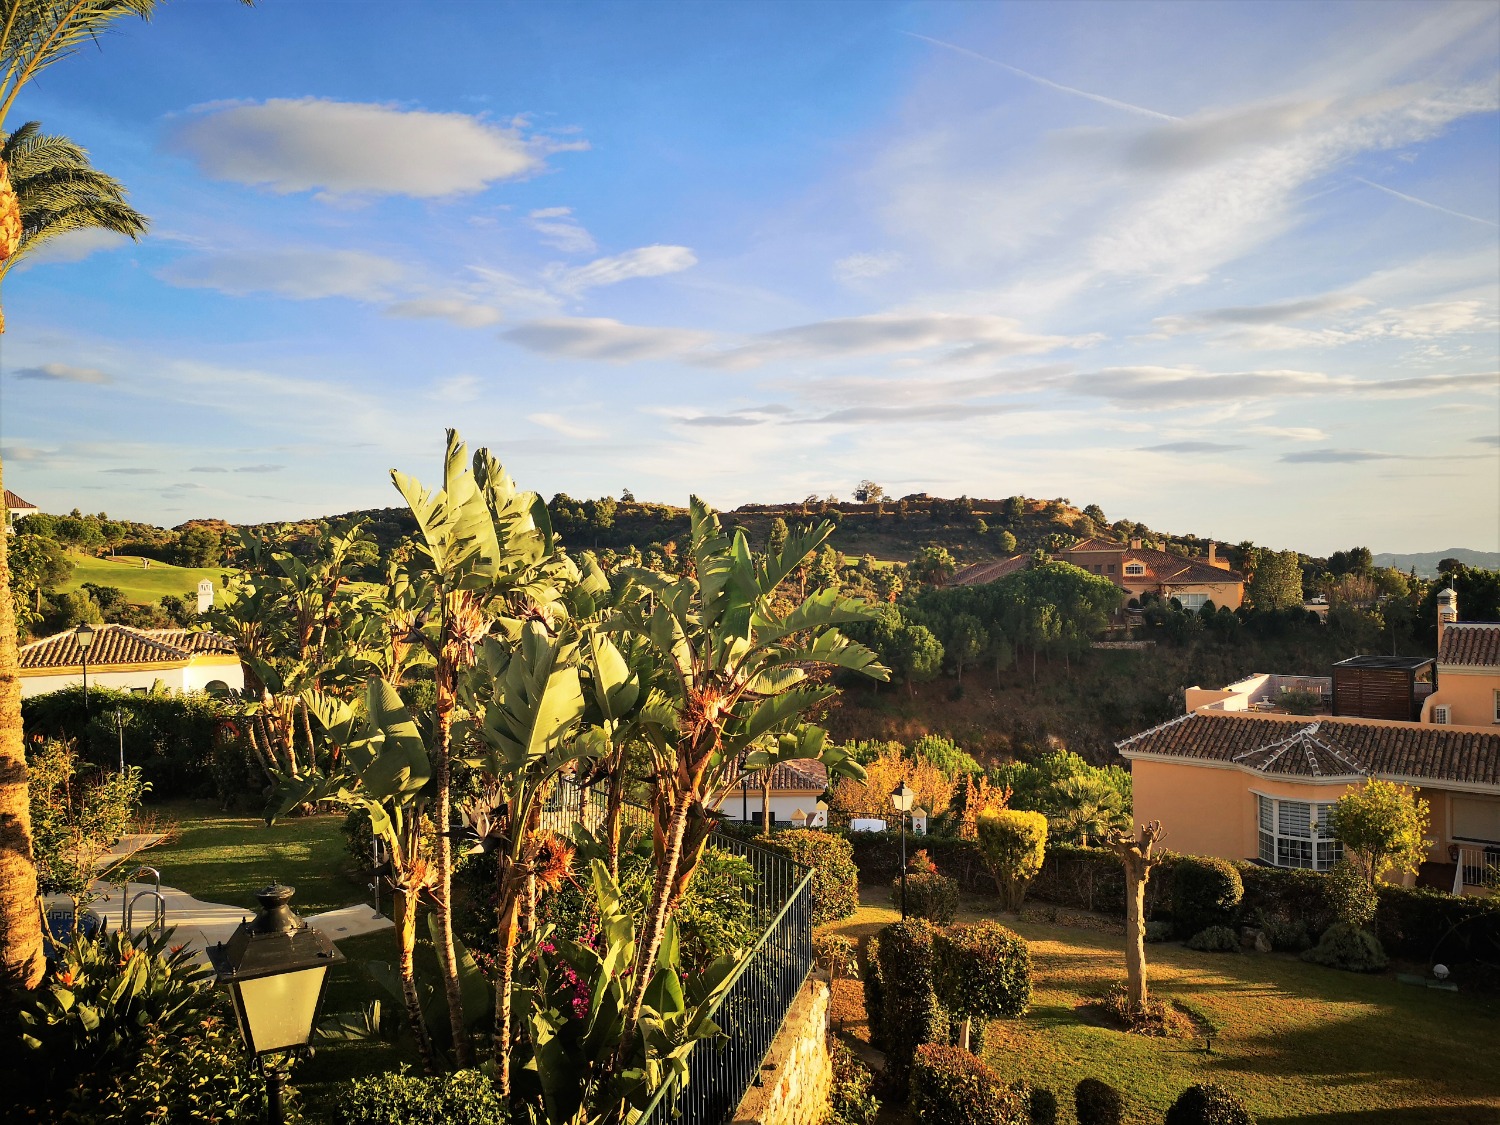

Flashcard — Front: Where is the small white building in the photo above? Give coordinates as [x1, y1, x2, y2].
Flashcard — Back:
[716, 758, 830, 830]
[4, 488, 39, 533]
[18, 625, 244, 698]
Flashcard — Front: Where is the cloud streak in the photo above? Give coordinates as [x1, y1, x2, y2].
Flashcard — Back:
[15, 363, 113, 385]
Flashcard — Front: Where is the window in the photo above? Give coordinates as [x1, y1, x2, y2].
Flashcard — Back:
[1433, 705, 1450, 725]
[1494, 690, 1500, 723]
[1179, 593, 1209, 612]
[1257, 795, 1343, 871]
[1106, 564, 1116, 574]
[1124, 562, 1145, 576]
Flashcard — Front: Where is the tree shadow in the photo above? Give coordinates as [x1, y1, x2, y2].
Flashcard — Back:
[1260, 1108, 1500, 1125]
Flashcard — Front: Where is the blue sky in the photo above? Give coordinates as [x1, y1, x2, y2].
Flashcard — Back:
[3, 0, 1497, 555]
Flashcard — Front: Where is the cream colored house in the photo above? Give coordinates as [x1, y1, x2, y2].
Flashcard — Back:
[1060, 538, 1244, 612]
[19, 625, 243, 698]
[715, 759, 830, 829]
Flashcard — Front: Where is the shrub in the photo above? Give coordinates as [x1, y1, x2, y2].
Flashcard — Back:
[814, 933, 859, 980]
[1074, 1076, 1126, 1125]
[763, 829, 860, 923]
[909, 1044, 1027, 1125]
[976, 808, 1048, 911]
[1301, 922, 1388, 972]
[28, 740, 147, 900]
[1011, 1080, 1059, 1125]
[1172, 856, 1243, 938]
[860, 935, 885, 1049]
[896, 868, 959, 923]
[825, 1040, 880, 1125]
[1325, 858, 1377, 928]
[330, 1068, 512, 1125]
[342, 805, 378, 870]
[1255, 912, 1312, 952]
[1164, 1083, 1255, 1125]
[1098, 980, 1183, 1037]
[1186, 925, 1241, 953]
[1145, 920, 1174, 943]
[8, 928, 275, 1123]
[876, 920, 949, 1094]
[933, 920, 1032, 1031]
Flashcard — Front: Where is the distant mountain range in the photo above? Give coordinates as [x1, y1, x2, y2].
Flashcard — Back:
[1373, 549, 1500, 578]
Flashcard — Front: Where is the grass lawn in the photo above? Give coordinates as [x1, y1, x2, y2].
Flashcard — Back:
[139, 798, 363, 915]
[821, 890, 1500, 1125]
[62, 552, 236, 605]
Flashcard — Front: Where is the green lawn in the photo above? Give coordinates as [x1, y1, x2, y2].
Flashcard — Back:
[822, 891, 1500, 1125]
[140, 799, 362, 914]
[62, 553, 236, 605]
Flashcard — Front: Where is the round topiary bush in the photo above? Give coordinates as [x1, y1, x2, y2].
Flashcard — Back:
[1075, 1077, 1126, 1125]
[909, 1044, 1028, 1125]
[933, 920, 1032, 1024]
[1172, 856, 1244, 939]
[762, 829, 859, 923]
[1186, 925, 1242, 953]
[896, 869, 959, 923]
[1301, 922, 1389, 973]
[1164, 1082, 1255, 1125]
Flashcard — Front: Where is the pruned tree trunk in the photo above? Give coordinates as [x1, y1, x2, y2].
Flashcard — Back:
[392, 885, 437, 1074]
[0, 458, 44, 992]
[605, 756, 626, 878]
[761, 776, 772, 837]
[1104, 821, 1164, 1013]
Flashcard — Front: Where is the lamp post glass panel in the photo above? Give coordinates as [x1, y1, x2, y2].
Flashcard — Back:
[74, 621, 97, 711]
[891, 782, 915, 919]
[207, 885, 344, 1125]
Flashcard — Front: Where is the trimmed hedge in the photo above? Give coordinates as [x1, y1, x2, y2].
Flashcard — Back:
[1011, 1081, 1059, 1125]
[1164, 1083, 1255, 1125]
[330, 1069, 513, 1124]
[1172, 857, 1243, 939]
[760, 829, 859, 923]
[842, 832, 1500, 967]
[909, 1044, 1027, 1125]
[898, 869, 959, 923]
[933, 921, 1031, 1021]
[876, 920, 948, 1095]
[1186, 925, 1241, 953]
[860, 934, 885, 1050]
[1301, 923, 1388, 973]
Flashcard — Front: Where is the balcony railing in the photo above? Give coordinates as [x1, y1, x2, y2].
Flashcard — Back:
[1451, 844, 1499, 895]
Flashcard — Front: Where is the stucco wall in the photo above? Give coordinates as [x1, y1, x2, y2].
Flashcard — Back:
[717, 794, 826, 825]
[1422, 668, 1500, 727]
[731, 976, 831, 1125]
[20, 656, 244, 699]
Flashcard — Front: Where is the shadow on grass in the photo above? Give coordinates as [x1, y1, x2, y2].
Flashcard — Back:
[1261, 1109, 1500, 1125]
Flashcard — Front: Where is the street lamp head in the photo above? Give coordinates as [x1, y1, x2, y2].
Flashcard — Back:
[890, 782, 915, 813]
[74, 621, 97, 652]
[207, 884, 344, 1059]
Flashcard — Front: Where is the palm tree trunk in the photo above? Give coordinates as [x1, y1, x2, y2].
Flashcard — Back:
[0, 459, 44, 992]
[618, 790, 693, 1063]
[432, 702, 470, 1066]
[492, 866, 524, 1096]
[761, 777, 772, 836]
[392, 885, 437, 1074]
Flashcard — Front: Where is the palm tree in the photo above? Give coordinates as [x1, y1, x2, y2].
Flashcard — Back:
[0, 460, 44, 991]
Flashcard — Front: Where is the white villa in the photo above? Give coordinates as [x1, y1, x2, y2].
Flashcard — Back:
[18, 625, 244, 698]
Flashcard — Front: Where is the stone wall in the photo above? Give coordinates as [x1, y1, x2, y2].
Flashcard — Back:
[730, 974, 832, 1125]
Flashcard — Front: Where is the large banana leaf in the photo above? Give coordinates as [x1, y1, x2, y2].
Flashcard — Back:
[360, 677, 432, 799]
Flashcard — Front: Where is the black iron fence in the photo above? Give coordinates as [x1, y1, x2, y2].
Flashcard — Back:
[561, 782, 816, 1125]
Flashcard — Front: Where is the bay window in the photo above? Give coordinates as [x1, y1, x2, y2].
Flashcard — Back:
[1257, 794, 1342, 871]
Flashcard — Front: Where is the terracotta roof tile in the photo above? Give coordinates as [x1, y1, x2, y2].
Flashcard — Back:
[1066, 537, 1126, 553]
[730, 758, 829, 792]
[19, 625, 235, 670]
[1118, 711, 1500, 788]
[1439, 623, 1500, 668]
[4, 489, 38, 511]
[952, 555, 1031, 586]
[1126, 547, 1243, 585]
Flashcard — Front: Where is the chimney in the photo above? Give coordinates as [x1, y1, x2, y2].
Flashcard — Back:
[1437, 587, 1458, 651]
[1130, 538, 1142, 550]
[1208, 542, 1217, 564]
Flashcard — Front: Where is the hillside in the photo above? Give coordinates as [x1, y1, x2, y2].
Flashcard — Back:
[61, 553, 235, 606]
[1373, 548, 1500, 578]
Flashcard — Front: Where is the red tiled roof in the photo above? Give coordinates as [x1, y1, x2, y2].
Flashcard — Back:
[1118, 711, 1500, 788]
[1439, 623, 1500, 668]
[1066, 537, 1126, 553]
[19, 625, 235, 670]
[4, 489, 38, 511]
[1126, 547, 1243, 586]
[729, 758, 829, 792]
[952, 555, 1031, 586]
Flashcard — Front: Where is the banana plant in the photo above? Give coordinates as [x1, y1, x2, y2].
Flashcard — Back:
[452, 620, 602, 1096]
[269, 676, 440, 1072]
[605, 498, 888, 1057]
[517, 860, 736, 1124]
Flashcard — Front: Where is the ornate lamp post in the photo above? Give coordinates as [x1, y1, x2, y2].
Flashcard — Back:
[74, 621, 96, 711]
[890, 782, 915, 920]
[207, 885, 345, 1125]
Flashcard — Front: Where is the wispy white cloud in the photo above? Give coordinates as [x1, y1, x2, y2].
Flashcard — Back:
[833, 252, 903, 282]
[549, 245, 698, 294]
[504, 317, 713, 362]
[15, 362, 113, 385]
[527, 412, 602, 440]
[168, 98, 583, 198]
[16, 229, 133, 269]
[528, 207, 597, 253]
[1354, 176, 1498, 227]
[160, 247, 407, 301]
[384, 298, 503, 328]
[1069, 365, 1497, 409]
